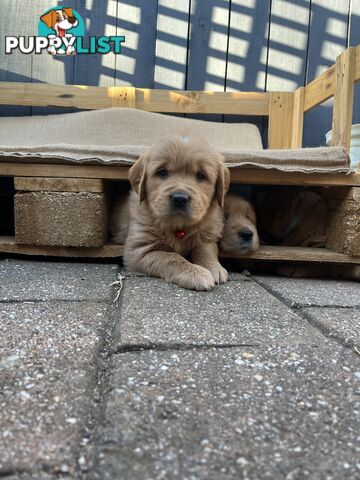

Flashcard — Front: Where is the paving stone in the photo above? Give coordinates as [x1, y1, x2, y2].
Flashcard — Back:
[255, 276, 360, 307]
[0, 301, 114, 476]
[0, 260, 119, 302]
[302, 307, 360, 347]
[92, 345, 360, 480]
[113, 278, 324, 350]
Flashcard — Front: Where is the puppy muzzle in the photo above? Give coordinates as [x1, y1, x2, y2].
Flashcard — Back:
[169, 191, 191, 214]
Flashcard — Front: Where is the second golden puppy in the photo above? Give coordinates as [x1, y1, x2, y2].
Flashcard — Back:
[111, 134, 230, 290]
[220, 194, 259, 255]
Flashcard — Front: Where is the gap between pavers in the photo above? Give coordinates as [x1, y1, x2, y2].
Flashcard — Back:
[300, 307, 360, 349]
[254, 276, 360, 308]
[112, 276, 326, 352]
[0, 300, 116, 477]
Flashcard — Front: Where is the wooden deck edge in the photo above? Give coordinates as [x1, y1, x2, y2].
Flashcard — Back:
[0, 237, 359, 263]
[1, 163, 359, 186]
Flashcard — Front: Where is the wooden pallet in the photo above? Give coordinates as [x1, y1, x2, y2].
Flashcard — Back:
[0, 45, 359, 262]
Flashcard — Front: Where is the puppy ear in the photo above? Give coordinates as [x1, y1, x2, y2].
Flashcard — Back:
[40, 10, 56, 28]
[129, 153, 148, 203]
[215, 160, 230, 208]
[63, 7, 74, 18]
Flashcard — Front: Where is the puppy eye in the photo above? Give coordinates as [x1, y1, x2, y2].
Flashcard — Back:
[156, 168, 168, 178]
[196, 171, 206, 181]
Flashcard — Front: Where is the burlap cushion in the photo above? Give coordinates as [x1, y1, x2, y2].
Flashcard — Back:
[0, 108, 351, 173]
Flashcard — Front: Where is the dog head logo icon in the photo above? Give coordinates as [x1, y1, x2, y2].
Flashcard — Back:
[38, 6, 84, 55]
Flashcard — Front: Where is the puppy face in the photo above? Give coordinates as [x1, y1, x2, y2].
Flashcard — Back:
[129, 134, 230, 229]
[40, 8, 78, 35]
[220, 194, 259, 254]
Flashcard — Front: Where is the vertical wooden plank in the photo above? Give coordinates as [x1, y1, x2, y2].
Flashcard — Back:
[74, 0, 117, 86]
[266, 0, 311, 91]
[332, 47, 355, 149]
[154, 0, 191, 89]
[115, 0, 158, 87]
[268, 92, 294, 149]
[225, 0, 271, 144]
[291, 86, 305, 148]
[349, 0, 360, 125]
[0, 0, 33, 116]
[32, 0, 76, 115]
[187, 0, 230, 91]
[186, 0, 230, 121]
[303, 0, 351, 147]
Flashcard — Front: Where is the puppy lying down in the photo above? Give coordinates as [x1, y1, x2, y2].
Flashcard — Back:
[220, 194, 259, 255]
[110, 134, 230, 290]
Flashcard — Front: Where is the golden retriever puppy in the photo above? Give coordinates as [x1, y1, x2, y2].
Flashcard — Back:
[220, 194, 259, 255]
[110, 134, 230, 290]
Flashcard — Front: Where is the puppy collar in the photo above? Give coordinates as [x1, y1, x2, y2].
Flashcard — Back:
[175, 229, 186, 239]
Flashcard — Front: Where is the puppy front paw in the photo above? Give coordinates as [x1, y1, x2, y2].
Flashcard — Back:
[176, 265, 215, 291]
[209, 262, 228, 285]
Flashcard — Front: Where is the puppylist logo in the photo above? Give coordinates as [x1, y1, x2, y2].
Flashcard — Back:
[5, 6, 125, 56]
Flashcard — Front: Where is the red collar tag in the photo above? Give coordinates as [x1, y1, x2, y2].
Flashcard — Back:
[175, 229, 186, 239]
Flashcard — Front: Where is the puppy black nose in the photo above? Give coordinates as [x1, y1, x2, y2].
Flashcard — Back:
[238, 228, 253, 242]
[171, 192, 189, 208]
[68, 16, 77, 24]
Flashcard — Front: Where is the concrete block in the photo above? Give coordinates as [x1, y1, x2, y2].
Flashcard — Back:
[326, 199, 360, 255]
[15, 192, 108, 247]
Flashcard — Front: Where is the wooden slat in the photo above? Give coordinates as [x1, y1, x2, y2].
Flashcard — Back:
[0, 163, 359, 186]
[14, 177, 105, 193]
[187, 0, 230, 92]
[115, 0, 158, 87]
[0, 236, 358, 263]
[303, 0, 351, 150]
[0, 0, 33, 117]
[135, 89, 270, 114]
[0, 236, 123, 258]
[221, 246, 360, 264]
[291, 87, 305, 148]
[268, 92, 294, 149]
[32, 1, 75, 117]
[304, 64, 336, 112]
[332, 47, 356, 149]
[266, 0, 310, 91]
[75, 0, 117, 87]
[0, 82, 269, 114]
[229, 169, 360, 187]
[224, 0, 271, 138]
[0, 83, 136, 110]
[154, 0, 191, 89]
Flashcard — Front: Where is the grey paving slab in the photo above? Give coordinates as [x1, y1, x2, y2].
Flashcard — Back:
[0, 301, 114, 476]
[0, 260, 119, 302]
[92, 345, 360, 480]
[255, 276, 360, 308]
[113, 278, 325, 350]
[302, 307, 360, 348]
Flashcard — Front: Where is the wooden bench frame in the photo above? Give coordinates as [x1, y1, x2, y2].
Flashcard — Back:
[0, 45, 359, 263]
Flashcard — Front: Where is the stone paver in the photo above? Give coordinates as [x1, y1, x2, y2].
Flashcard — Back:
[92, 345, 360, 480]
[0, 301, 114, 476]
[0, 260, 118, 302]
[0, 261, 359, 480]
[255, 276, 360, 308]
[301, 307, 360, 347]
[113, 277, 324, 350]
